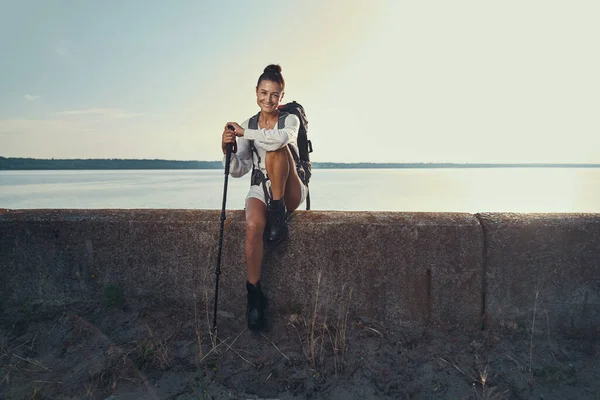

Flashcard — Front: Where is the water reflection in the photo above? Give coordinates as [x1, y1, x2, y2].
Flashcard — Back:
[1, 168, 598, 213]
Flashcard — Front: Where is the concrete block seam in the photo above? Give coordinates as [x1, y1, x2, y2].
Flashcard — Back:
[474, 213, 488, 330]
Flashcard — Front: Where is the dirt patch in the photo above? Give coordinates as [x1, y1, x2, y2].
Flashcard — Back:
[0, 299, 598, 399]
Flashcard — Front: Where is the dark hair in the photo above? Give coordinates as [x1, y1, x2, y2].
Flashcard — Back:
[256, 64, 285, 90]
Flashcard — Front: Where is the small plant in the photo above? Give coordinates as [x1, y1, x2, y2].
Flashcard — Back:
[439, 358, 509, 400]
[134, 325, 171, 369]
[472, 366, 510, 400]
[135, 339, 154, 368]
[103, 285, 125, 308]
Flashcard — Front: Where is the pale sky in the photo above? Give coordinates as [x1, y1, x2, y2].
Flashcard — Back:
[1, 0, 599, 163]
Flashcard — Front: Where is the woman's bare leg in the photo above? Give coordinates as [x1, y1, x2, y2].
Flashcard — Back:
[265, 147, 289, 201]
[245, 197, 267, 284]
[265, 146, 303, 209]
[282, 148, 303, 212]
[245, 197, 269, 331]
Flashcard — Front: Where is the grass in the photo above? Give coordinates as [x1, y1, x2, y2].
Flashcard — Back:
[472, 365, 510, 400]
[194, 293, 209, 376]
[2, 279, 596, 400]
[289, 270, 354, 373]
[309, 271, 323, 369]
[146, 324, 171, 368]
[188, 290, 251, 400]
[131, 323, 173, 370]
[528, 288, 540, 388]
[333, 286, 353, 372]
[0, 343, 52, 398]
[454, 286, 547, 399]
[204, 290, 217, 349]
[438, 357, 509, 400]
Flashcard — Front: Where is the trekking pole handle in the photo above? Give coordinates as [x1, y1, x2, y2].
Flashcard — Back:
[226, 124, 235, 137]
[226, 124, 235, 152]
[224, 124, 235, 175]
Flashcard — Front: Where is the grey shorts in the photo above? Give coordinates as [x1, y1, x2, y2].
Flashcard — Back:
[245, 180, 308, 207]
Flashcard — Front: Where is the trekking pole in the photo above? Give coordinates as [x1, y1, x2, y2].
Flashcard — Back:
[213, 124, 235, 334]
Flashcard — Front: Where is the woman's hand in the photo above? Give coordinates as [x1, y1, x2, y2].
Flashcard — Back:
[222, 124, 238, 154]
[226, 122, 245, 137]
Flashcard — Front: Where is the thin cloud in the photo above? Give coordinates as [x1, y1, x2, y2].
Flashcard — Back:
[24, 94, 41, 101]
[53, 108, 146, 119]
[0, 119, 81, 139]
[0, 116, 160, 158]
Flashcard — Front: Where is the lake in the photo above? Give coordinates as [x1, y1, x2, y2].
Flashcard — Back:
[1, 168, 599, 213]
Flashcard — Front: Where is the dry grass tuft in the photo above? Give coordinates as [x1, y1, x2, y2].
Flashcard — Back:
[134, 324, 171, 370]
[439, 357, 509, 400]
[472, 365, 510, 400]
[528, 288, 540, 388]
[290, 271, 354, 373]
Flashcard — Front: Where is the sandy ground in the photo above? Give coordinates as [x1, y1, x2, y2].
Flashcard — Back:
[1, 299, 598, 400]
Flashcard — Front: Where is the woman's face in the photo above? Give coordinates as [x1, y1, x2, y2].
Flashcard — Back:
[256, 80, 284, 114]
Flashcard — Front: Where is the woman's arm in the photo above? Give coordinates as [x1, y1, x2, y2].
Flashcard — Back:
[243, 114, 300, 152]
[222, 120, 253, 177]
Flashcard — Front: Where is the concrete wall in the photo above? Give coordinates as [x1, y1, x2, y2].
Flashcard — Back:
[1, 209, 598, 334]
[477, 213, 600, 333]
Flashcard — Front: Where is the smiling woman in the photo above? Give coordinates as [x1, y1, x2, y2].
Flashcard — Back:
[219, 64, 309, 332]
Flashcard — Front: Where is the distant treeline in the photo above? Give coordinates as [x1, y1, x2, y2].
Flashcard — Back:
[0, 157, 221, 170]
[313, 162, 600, 169]
[1, 157, 599, 170]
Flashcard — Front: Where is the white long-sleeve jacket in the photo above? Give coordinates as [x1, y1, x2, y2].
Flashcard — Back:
[222, 113, 301, 178]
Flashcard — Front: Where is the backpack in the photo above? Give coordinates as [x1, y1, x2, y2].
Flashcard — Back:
[247, 101, 313, 210]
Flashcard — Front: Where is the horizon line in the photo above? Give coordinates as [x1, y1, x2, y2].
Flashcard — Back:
[1, 156, 600, 166]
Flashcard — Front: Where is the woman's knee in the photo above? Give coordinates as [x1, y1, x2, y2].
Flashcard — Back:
[265, 146, 289, 164]
[246, 215, 266, 238]
[266, 147, 288, 156]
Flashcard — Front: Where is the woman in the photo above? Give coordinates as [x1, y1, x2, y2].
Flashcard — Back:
[221, 64, 308, 331]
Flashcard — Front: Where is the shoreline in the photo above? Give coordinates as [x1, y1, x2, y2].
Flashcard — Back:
[1, 157, 600, 171]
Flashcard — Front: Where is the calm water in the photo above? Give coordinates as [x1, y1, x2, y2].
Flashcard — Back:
[0, 168, 599, 213]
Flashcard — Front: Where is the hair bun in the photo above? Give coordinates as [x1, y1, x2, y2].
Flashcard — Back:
[264, 64, 282, 74]
[257, 64, 285, 89]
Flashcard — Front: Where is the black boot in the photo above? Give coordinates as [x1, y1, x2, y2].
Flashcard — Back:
[247, 281, 267, 332]
[267, 198, 288, 243]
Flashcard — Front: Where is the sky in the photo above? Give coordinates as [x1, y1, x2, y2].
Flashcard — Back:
[1, 0, 599, 163]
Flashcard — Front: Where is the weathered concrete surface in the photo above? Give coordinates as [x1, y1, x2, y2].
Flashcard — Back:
[478, 213, 600, 333]
[0, 209, 483, 332]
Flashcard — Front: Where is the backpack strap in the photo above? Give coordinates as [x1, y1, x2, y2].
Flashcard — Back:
[277, 111, 289, 129]
[249, 141, 270, 203]
[247, 112, 263, 174]
[247, 112, 271, 202]
[248, 112, 260, 130]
